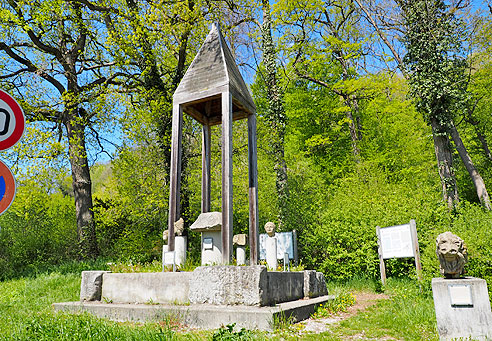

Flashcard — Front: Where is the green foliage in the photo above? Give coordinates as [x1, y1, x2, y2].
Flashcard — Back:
[312, 292, 356, 318]
[0, 184, 78, 280]
[212, 323, 255, 341]
[401, 0, 469, 127]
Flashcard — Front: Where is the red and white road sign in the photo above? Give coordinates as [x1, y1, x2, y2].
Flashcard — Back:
[0, 90, 25, 151]
[0, 160, 16, 215]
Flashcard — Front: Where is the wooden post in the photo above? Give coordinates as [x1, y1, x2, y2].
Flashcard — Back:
[168, 104, 183, 252]
[248, 113, 259, 264]
[222, 91, 233, 264]
[410, 219, 423, 282]
[201, 124, 211, 213]
[376, 226, 386, 285]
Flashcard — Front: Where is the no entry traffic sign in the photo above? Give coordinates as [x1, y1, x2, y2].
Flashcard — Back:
[0, 160, 16, 215]
[0, 89, 25, 151]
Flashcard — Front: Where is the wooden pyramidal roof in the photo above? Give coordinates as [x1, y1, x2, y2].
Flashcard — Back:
[173, 23, 255, 125]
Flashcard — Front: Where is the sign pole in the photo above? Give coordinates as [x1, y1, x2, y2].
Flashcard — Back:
[376, 226, 386, 285]
[410, 219, 423, 282]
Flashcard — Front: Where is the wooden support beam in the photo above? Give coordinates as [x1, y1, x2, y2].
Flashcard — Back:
[410, 219, 423, 282]
[168, 104, 183, 252]
[248, 113, 259, 265]
[376, 226, 386, 285]
[222, 91, 233, 264]
[202, 124, 211, 213]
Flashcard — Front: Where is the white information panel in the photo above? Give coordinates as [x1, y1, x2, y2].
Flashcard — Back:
[259, 232, 294, 260]
[379, 224, 414, 259]
[448, 284, 473, 306]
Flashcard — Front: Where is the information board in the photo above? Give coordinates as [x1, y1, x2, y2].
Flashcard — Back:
[259, 231, 295, 260]
[379, 223, 415, 259]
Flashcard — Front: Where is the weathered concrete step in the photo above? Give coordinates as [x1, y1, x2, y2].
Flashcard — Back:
[53, 294, 334, 331]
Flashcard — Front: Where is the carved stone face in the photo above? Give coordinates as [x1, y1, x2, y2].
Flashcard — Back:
[162, 230, 168, 243]
[264, 222, 276, 237]
[174, 218, 185, 236]
[436, 231, 468, 279]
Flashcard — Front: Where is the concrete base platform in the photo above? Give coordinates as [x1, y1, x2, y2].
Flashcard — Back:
[53, 295, 334, 331]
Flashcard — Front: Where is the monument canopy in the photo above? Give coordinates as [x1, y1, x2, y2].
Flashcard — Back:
[173, 23, 255, 125]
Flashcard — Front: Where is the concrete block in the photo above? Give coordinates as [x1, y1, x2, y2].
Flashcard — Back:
[432, 277, 492, 340]
[266, 237, 277, 270]
[265, 271, 304, 305]
[80, 271, 111, 301]
[189, 265, 268, 305]
[236, 246, 246, 265]
[201, 231, 222, 265]
[303, 270, 328, 298]
[189, 266, 305, 306]
[175, 236, 187, 266]
[101, 272, 192, 304]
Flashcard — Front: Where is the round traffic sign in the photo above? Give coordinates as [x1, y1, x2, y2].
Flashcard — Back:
[0, 160, 16, 215]
[0, 89, 25, 150]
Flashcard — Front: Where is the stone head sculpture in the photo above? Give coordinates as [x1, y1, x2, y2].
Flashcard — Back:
[436, 231, 468, 279]
[264, 222, 276, 237]
[162, 230, 168, 243]
[174, 218, 185, 236]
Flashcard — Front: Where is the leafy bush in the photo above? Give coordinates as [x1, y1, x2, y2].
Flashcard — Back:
[0, 188, 78, 280]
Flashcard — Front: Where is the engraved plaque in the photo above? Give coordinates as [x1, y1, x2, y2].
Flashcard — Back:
[164, 251, 175, 265]
[203, 237, 213, 250]
[448, 284, 473, 307]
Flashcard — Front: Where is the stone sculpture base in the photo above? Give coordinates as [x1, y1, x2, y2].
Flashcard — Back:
[432, 277, 492, 340]
[55, 266, 330, 331]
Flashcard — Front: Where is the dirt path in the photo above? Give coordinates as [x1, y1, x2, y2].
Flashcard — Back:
[300, 291, 389, 334]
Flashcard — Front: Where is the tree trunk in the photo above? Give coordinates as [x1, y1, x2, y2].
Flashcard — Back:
[65, 114, 99, 259]
[450, 122, 491, 210]
[262, 0, 289, 228]
[431, 118, 459, 209]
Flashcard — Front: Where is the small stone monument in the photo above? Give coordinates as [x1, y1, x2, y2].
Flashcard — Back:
[190, 212, 222, 265]
[233, 234, 248, 265]
[265, 222, 278, 270]
[436, 231, 468, 279]
[432, 232, 492, 340]
[162, 229, 169, 265]
[174, 218, 187, 266]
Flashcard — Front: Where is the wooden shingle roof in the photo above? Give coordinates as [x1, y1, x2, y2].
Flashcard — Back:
[173, 23, 255, 125]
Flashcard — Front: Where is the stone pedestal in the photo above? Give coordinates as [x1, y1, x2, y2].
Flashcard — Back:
[432, 277, 492, 340]
[237, 246, 246, 265]
[201, 231, 222, 265]
[175, 236, 187, 266]
[190, 212, 223, 265]
[266, 237, 277, 270]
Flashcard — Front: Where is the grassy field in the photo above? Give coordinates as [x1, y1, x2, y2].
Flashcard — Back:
[0, 262, 439, 340]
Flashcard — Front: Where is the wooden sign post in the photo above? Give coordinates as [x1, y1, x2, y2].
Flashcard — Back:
[376, 219, 422, 285]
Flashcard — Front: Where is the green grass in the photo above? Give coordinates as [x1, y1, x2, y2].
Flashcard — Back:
[0, 262, 439, 340]
[314, 278, 438, 341]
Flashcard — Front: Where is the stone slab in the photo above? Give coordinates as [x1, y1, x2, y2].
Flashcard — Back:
[80, 271, 111, 301]
[53, 295, 334, 331]
[303, 270, 328, 298]
[432, 277, 492, 340]
[189, 265, 268, 305]
[101, 272, 192, 304]
[189, 266, 305, 306]
[190, 212, 222, 232]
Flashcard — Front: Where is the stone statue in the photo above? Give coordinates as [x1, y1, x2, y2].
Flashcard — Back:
[264, 222, 276, 237]
[233, 233, 247, 246]
[436, 231, 468, 279]
[162, 230, 168, 243]
[174, 218, 185, 236]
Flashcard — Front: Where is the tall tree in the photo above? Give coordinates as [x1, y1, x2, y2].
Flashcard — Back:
[356, 0, 491, 210]
[275, 0, 369, 161]
[0, 0, 123, 257]
[260, 0, 289, 228]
